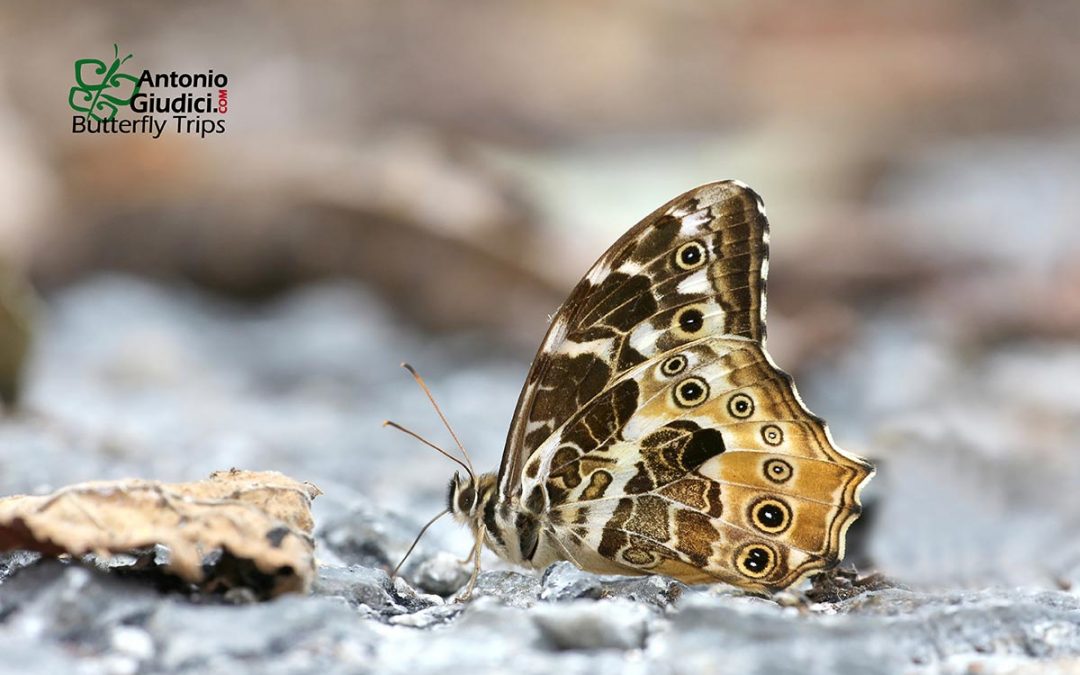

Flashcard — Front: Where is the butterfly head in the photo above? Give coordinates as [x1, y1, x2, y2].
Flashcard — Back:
[447, 471, 499, 525]
[447, 471, 477, 519]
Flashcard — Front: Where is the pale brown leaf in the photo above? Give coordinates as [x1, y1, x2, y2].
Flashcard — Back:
[0, 469, 322, 597]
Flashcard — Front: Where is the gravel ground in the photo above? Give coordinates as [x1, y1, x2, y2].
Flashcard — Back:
[1, 276, 1078, 674]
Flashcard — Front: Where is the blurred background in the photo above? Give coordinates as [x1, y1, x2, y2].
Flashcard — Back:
[1, 1, 1079, 592]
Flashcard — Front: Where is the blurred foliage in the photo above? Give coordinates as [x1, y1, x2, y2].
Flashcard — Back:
[0, 2, 1075, 356]
[0, 261, 33, 410]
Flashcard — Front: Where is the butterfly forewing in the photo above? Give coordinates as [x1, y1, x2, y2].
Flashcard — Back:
[499, 182, 769, 500]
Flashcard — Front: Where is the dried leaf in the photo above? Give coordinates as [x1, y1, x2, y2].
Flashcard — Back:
[0, 469, 322, 597]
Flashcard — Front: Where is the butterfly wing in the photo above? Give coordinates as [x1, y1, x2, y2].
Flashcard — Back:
[529, 336, 872, 592]
[498, 180, 872, 591]
[499, 181, 769, 501]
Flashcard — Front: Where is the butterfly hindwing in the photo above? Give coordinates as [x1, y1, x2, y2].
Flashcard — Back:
[524, 336, 870, 591]
[499, 182, 769, 500]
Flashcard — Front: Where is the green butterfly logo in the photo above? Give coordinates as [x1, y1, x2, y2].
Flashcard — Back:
[69, 44, 141, 121]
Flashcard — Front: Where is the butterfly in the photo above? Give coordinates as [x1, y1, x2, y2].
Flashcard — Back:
[389, 180, 874, 597]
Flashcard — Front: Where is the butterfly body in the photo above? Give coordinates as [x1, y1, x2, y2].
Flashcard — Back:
[442, 181, 872, 594]
[448, 471, 565, 571]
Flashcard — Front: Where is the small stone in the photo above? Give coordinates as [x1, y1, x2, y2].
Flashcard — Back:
[313, 565, 397, 612]
[473, 569, 543, 608]
[392, 574, 445, 610]
[532, 599, 652, 651]
[410, 551, 470, 596]
[388, 603, 463, 628]
[538, 562, 684, 608]
[453, 596, 542, 647]
[312, 564, 438, 618]
[604, 574, 687, 609]
[0, 550, 40, 583]
[110, 625, 155, 661]
[539, 561, 606, 600]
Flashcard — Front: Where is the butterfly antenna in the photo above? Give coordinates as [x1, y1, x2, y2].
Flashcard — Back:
[382, 420, 474, 481]
[400, 363, 477, 477]
[391, 508, 450, 578]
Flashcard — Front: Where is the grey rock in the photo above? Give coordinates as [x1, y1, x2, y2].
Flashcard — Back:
[409, 550, 470, 596]
[146, 594, 377, 673]
[2, 277, 1080, 674]
[370, 598, 539, 672]
[0, 560, 162, 648]
[540, 561, 686, 609]
[110, 625, 156, 662]
[0, 550, 40, 583]
[835, 588, 1080, 663]
[312, 564, 439, 617]
[540, 561, 609, 600]
[0, 633, 85, 672]
[387, 602, 463, 628]
[472, 569, 544, 608]
[652, 587, 1080, 674]
[445, 597, 544, 652]
[532, 599, 652, 651]
[601, 573, 688, 609]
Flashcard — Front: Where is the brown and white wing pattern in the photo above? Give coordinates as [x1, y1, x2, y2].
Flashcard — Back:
[498, 181, 769, 501]
[494, 180, 873, 592]
[524, 337, 873, 592]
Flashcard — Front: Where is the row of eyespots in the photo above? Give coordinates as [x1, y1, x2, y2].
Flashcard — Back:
[658, 352, 763, 421]
[736, 497, 793, 578]
[659, 363, 784, 455]
[670, 239, 708, 335]
[664, 370, 761, 420]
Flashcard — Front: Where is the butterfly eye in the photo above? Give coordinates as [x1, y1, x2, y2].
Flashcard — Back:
[763, 458, 793, 484]
[660, 354, 688, 377]
[676, 308, 705, 334]
[673, 241, 707, 271]
[735, 543, 777, 579]
[749, 498, 792, 534]
[727, 393, 755, 419]
[673, 376, 710, 408]
[760, 424, 784, 446]
[457, 485, 476, 513]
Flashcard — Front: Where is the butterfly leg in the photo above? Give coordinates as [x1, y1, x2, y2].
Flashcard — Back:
[454, 524, 486, 602]
[457, 547, 476, 566]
